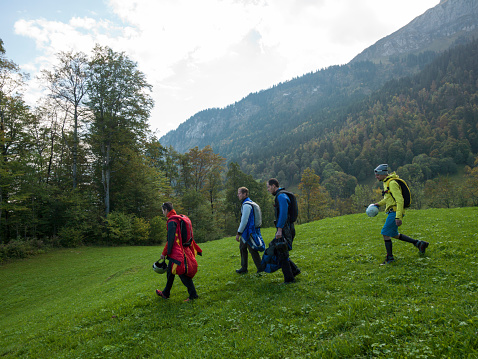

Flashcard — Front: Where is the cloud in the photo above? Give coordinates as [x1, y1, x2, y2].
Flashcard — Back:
[10, 0, 439, 135]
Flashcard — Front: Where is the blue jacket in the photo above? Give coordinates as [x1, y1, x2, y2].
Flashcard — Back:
[275, 188, 290, 229]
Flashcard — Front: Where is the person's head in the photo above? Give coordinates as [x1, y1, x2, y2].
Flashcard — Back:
[267, 178, 280, 195]
[374, 164, 389, 181]
[161, 202, 173, 215]
[237, 187, 249, 201]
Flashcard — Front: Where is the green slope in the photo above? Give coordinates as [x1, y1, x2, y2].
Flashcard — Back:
[1, 207, 477, 358]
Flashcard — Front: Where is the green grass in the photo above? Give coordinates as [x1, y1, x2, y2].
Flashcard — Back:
[1, 208, 477, 358]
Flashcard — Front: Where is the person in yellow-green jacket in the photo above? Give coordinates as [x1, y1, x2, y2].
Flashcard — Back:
[372, 164, 429, 265]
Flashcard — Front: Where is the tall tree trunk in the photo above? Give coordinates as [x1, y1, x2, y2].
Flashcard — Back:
[73, 106, 78, 189]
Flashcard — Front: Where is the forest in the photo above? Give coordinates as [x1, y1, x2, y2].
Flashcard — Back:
[1, 38, 477, 261]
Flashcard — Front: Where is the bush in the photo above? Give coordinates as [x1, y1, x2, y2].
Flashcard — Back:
[148, 215, 166, 244]
[131, 216, 150, 245]
[58, 227, 84, 248]
[0, 239, 45, 262]
[103, 212, 151, 245]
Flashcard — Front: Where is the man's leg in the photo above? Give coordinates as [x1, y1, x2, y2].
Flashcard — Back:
[236, 240, 248, 273]
[179, 274, 199, 300]
[162, 263, 176, 297]
[397, 233, 429, 253]
[289, 260, 301, 276]
[381, 235, 395, 265]
[276, 245, 294, 283]
[248, 244, 264, 272]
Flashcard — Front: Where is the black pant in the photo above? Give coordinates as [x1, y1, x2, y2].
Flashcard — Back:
[278, 222, 298, 282]
[239, 240, 263, 271]
[163, 261, 198, 299]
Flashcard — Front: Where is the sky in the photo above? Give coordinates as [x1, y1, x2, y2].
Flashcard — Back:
[1, 0, 439, 137]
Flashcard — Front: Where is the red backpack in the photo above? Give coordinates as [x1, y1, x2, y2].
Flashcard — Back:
[168, 214, 194, 247]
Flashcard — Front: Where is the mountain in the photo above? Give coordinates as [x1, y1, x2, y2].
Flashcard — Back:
[351, 0, 478, 63]
[159, 0, 478, 184]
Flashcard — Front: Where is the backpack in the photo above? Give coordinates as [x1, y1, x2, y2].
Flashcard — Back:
[384, 178, 411, 208]
[244, 201, 262, 228]
[168, 214, 194, 247]
[275, 189, 299, 223]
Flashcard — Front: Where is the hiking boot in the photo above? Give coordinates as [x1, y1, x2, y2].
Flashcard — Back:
[418, 241, 429, 254]
[155, 290, 168, 299]
[380, 256, 395, 265]
[280, 279, 296, 285]
[293, 268, 301, 277]
[184, 295, 199, 302]
[236, 268, 248, 274]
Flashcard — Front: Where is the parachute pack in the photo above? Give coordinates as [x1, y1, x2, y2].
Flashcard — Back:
[244, 201, 262, 228]
[275, 189, 299, 223]
[168, 214, 194, 247]
[384, 178, 411, 208]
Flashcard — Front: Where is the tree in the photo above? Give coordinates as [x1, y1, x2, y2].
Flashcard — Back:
[464, 155, 478, 206]
[41, 50, 89, 189]
[86, 45, 153, 217]
[298, 167, 334, 222]
[0, 40, 37, 242]
[351, 184, 376, 213]
[322, 171, 358, 199]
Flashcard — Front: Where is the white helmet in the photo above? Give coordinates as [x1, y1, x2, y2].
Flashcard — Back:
[366, 204, 379, 217]
[153, 260, 167, 274]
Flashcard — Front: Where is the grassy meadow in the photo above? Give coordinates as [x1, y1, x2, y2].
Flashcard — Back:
[1, 207, 477, 358]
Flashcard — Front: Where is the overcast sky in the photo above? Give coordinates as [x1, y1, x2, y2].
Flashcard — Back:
[1, 0, 439, 137]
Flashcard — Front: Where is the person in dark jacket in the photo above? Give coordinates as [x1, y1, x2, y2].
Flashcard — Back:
[156, 202, 199, 302]
[267, 178, 301, 283]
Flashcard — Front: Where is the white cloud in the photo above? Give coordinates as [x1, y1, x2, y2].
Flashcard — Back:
[11, 0, 439, 136]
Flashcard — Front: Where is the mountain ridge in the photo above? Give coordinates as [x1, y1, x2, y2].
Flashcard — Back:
[159, 0, 478, 174]
[351, 0, 478, 63]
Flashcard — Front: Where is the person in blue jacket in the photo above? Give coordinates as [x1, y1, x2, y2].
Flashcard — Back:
[235, 187, 263, 274]
[267, 178, 301, 283]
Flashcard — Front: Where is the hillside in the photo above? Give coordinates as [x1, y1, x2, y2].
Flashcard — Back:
[351, 0, 478, 63]
[160, 0, 478, 188]
[1, 207, 477, 358]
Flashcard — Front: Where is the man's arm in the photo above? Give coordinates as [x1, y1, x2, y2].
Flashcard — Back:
[390, 180, 404, 220]
[161, 220, 177, 259]
[275, 193, 289, 238]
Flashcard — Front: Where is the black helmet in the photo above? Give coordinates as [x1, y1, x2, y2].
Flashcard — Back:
[152, 260, 167, 274]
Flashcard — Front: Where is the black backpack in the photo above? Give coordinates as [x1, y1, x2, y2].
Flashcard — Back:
[275, 189, 299, 223]
[384, 178, 411, 208]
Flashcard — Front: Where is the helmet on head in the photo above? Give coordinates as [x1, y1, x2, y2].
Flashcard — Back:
[153, 260, 167, 274]
[366, 204, 379, 217]
[374, 164, 389, 175]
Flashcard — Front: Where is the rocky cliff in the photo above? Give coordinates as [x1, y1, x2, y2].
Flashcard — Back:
[351, 0, 478, 63]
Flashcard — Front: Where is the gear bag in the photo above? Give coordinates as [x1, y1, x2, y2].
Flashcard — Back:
[168, 214, 194, 247]
[248, 228, 265, 252]
[383, 178, 411, 208]
[244, 201, 262, 228]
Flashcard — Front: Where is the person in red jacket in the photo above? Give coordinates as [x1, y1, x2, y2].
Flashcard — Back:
[156, 202, 199, 302]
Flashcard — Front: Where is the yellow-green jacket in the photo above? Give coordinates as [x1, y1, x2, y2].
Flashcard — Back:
[377, 172, 405, 220]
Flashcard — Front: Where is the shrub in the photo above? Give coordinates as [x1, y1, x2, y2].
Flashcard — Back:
[58, 227, 84, 248]
[148, 215, 166, 244]
[131, 216, 150, 245]
[0, 239, 45, 262]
